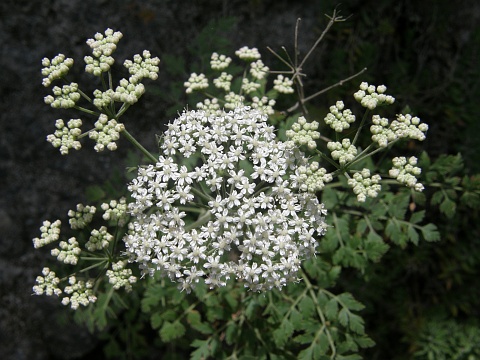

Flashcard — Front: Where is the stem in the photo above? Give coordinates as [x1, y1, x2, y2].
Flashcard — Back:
[302, 67, 368, 104]
[121, 128, 157, 163]
[352, 109, 370, 147]
[74, 105, 100, 117]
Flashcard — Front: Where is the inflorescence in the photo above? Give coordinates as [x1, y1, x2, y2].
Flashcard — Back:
[125, 106, 327, 292]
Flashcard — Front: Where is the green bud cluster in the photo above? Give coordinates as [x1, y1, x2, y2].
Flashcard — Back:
[354, 82, 395, 109]
[32, 220, 62, 249]
[46, 119, 82, 155]
[210, 52, 232, 70]
[89, 114, 125, 152]
[44, 83, 81, 109]
[101, 197, 129, 227]
[50, 237, 81, 265]
[286, 116, 320, 150]
[68, 203, 96, 229]
[86, 226, 113, 252]
[273, 74, 295, 94]
[327, 138, 358, 166]
[124, 50, 160, 84]
[347, 168, 382, 202]
[106, 261, 137, 292]
[184, 73, 209, 94]
[390, 156, 424, 191]
[61, 276, 97, 310]
[324, 101, 356, 132]
[41, 54, 74, 87]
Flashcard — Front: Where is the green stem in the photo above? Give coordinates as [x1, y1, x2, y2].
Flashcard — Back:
[74, 105, 100, 117]
[121, 128, 157, 163]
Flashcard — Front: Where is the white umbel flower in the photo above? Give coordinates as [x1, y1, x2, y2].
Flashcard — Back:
[125, 107, 327, 292]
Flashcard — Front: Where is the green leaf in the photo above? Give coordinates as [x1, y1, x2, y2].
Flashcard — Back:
[338, 307, 349, 328]
[439, 196, 456, 218]
[421, 223, 441, 242]
[409, 210, 425, 224]
[190, 339, 211, 360]
[407, 225, 420, 245]
[299, 295, 315, 319]
[364, 232, 389, 262]
[225, 321, 238, 345]
[151, 311, 163, 330]
[159, 320, 186, 343]
[337, 293, 365, 311]
[324, 298, 339, 321]
[348, 313, 365, 334]
[273, 318, 294, 347]
[186, 310, 214, 335]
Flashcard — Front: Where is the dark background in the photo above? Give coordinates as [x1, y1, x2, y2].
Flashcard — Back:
[1, 0, 479, 359]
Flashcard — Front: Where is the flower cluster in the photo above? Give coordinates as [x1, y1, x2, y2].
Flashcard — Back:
[213, 72, 233, 91]
[251, 96, 276, 115]
[86, 226, 113, 251]
[347, 169, 382, 202]
[196, 98, 221, 114]
[68, 203, 96, 229]
[41, 54, 74, 87]
[124, 106, 327, 292]
[389, 156, 424, 191]
[32, 220, 62, 248]
[84, 54, 115, 76]
[123, 50, 160, 84]
[83, 28, 122, 76]
[51, 237, 81, 265]
[88, 114, 125, 152]
[86, 28, 123, 58]
[184, 73, 209, 94]
[101, 197, 129, 226]
[370, 113, 428, 148]
[324, 101, 356, 132]
[273, 75, 294, 94]
[235, 46, 261, 61]
[46, 119, 82, 155]
[106, 261, 137, 291]
[61, 276, 97, 310]
[250, 60, 269, 80]
[33, 267, 62, 296]
[327, 138, 358, 166]
[210, 52, 232, 70]
[113, 78, 146, 104]
[286, 116, 321, 150]
[44, 83, 81, 109]
[224, 92, 245, 110]
[354, 82, 395, 109]
[241, 78, 261, 94]
[294, 162, 333, 193]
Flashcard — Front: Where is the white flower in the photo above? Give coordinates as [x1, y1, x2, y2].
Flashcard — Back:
[125, 107, 327, 292]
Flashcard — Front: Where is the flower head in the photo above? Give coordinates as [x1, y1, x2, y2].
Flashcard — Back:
[125, 107, 327, 292]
